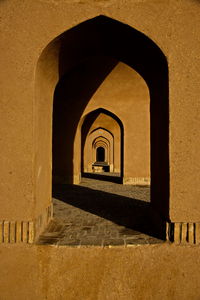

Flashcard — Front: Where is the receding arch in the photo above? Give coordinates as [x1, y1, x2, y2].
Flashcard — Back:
[93, 136, 110, 145]
[81, 107, 123, 179]
[90, 127, 114, 138]
[93, 136, 110, 168]
[90, 129, 114, 172]
[96, 147, 105, 162]
[35, 14, 169, 236]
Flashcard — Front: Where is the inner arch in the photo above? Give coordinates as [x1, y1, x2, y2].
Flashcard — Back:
[96, 147, 105, 162]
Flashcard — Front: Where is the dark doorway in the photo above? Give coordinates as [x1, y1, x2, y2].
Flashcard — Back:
[96, 147, 105, 162]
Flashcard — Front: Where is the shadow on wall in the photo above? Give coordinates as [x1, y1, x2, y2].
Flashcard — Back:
[52, 15, 169, 220]
[53, 57, 118, 184]
[53, 184, 166, 240]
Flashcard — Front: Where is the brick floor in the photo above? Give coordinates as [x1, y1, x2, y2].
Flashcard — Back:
[37, 177, 164, 246]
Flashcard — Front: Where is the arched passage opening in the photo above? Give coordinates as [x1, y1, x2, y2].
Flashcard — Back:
[35, 15, 169, 243]
[93, 138, 109, 162]
[96, 147, 105, 162]
[81, 108, 122, 180]
[93, 137, 110, 172]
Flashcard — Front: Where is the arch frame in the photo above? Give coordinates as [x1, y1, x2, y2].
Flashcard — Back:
[35, 14, 169, 240]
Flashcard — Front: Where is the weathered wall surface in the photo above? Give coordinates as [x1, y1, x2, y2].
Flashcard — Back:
[169, 2, 200, 221]
[0, 1, 200, 298]
[0, 0, 200, 233]
[0, 243, 200, 300]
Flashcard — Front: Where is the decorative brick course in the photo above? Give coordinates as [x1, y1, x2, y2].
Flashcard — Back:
[0, 204, 53, 244]
[167, 222, 200, 244]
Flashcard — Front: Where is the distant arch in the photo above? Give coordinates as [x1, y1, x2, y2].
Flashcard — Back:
[90, 127, 114, 138]
[96, 147, 105, 162]
[81, 108, 123, 177]
[93, 136, 110, 165]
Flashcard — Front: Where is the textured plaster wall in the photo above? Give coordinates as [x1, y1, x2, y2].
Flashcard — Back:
[0, 0, 200, 222]
[168, 2, 200, 221]
[1, 244, 200, 300]
[0, 1, 200, 299]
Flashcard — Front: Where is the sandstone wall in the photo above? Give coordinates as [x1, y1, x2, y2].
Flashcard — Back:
[0, 0, 200, 234]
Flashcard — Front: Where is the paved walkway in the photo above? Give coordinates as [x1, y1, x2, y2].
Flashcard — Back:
[37, 177, 164, 246]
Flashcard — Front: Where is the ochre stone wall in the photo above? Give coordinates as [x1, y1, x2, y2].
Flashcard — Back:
[0, 1, 200, 298]
[0, 0, 200, 243]
[1, 244, 200, 300]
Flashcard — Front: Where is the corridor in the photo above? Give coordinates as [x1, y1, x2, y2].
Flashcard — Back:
[37, 178, 164, 246]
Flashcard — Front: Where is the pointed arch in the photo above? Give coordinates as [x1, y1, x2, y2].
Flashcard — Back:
[81, 107, 123, 178]
[93, 136, 111, 166]
[35, 13, 169, 232]
[90, 127, 114, 138]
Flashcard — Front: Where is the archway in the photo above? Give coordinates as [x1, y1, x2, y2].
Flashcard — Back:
[81, 108, 122, 180]
[36, 15, 169, 241]
[93, 138, 109, 163]
[96, 147, 105, 162]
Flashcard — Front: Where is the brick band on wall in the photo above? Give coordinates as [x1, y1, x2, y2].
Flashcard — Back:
[166, 222, 200, 244]
[0, 204, 53, 244]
